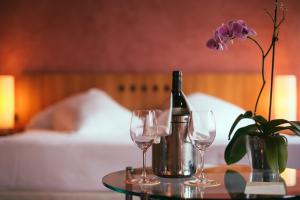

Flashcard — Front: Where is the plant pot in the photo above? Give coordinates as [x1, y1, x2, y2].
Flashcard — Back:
[246, 135, 280, 182]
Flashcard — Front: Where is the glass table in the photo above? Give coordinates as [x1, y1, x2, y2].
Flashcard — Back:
[102, 165, 300, 199]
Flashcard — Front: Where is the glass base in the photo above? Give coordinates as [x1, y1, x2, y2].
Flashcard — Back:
[125, 177, 160, 185]
[184, 178, 220, 188]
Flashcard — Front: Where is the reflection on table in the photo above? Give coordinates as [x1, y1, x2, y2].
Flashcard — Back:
[102, 165, 300, 199]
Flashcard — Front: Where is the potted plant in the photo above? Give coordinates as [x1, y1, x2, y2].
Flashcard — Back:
[206, 0, 300, 173]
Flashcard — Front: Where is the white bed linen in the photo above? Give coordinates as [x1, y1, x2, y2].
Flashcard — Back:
[0, 130, 300, 192]
[0, 130, 137, 192]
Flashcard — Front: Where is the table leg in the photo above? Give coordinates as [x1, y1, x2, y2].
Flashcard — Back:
[140, 193, 149, 200]
[125, 193, 132, 200]
[125, 193, 154, 200]
[125, 166, 134, 200]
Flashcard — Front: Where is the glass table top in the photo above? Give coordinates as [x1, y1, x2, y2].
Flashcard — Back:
[102, 165, 300, 199]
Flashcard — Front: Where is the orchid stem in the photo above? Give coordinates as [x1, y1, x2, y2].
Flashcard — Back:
[268, 0, 278, 121]
[247, 36, 265, 116]
[249, 0, 283, 120]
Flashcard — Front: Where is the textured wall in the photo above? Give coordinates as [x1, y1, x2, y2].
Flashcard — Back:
[0, 0, 299, 74]
[0, 0, 299, 118]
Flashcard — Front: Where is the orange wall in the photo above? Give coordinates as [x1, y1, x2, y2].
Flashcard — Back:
[0, 0, 299, 118]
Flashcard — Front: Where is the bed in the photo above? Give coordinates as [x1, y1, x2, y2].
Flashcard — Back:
[1, 73, 299, 198]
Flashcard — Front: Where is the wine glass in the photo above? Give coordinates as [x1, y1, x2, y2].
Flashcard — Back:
[127, 110, 160, 185]
[185, 110, 219, 187]
[153, 109, 170, 143]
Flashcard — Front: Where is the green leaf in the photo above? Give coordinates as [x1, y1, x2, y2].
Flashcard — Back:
[264, 135, 288, 173]
[225, 135, 247, 165]
[265, 137, 279, 172]
[266, 119, 300, 136]
[252, 115, 268, 133]
[277, 136, 288, 173]
[289, 121, 300, 135]
[266, 119, 288, 128]
[252, 115, 268, 125]
[267, 119, 300, 130]
[267, 126, 300, 136]
[228, 111, 253, 140]
[225, 124, 257, 165]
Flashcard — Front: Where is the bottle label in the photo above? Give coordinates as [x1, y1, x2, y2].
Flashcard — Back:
[172, 107, 189, 115]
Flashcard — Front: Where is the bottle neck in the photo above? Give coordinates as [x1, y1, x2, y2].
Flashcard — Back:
[172, 74, 182, 92]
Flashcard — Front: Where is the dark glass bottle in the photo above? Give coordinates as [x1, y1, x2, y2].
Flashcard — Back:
[171, 71, 189, 115]
[152, 70, 196, 178]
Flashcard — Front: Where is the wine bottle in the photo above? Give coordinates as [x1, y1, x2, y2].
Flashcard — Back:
[152, 70, 196, 178]
[171, 71, 189, 115]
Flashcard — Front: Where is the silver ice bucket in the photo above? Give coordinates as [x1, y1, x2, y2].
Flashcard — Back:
[152, 115, 197, 178]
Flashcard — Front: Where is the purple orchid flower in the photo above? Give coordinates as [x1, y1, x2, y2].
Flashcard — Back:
[207, 20, 256, 51]
[215, 23, 232, 43]
[206, 38, 225, 50]
[231, 20, 256, 39]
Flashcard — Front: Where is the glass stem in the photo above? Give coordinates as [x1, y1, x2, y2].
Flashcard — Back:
[142, 150, 147, 180]
[199, 150, 205, 181]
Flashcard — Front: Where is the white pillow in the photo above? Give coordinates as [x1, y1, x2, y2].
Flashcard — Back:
[27, 88, 131, 136]
[187, 92, 253, 141]
[27, 102, 57, 130]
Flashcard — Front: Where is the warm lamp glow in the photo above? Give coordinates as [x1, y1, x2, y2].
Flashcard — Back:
[281, 168, 296, 187]
[273, 75, 297, 121]
[0, 75, 15, 129]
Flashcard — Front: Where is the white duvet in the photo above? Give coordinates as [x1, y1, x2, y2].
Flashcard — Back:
[0, 130, 137, 192]
[1, 130, 299, 192]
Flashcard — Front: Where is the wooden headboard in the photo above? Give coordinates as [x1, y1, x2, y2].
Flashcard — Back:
[15, 73, 269, 126]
